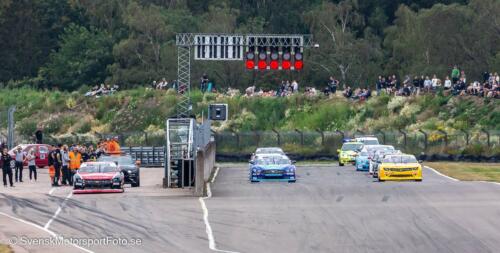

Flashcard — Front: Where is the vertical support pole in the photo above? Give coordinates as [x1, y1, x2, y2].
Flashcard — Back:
[177, 46, 192, 117]
[7, 106, 16, 150]
[272, 129, 281, 146]
[317, 129, 324, 145]
[418, 129, 428, 152]
[398, 129, 407, 148]
[482, 129, 490, 147]
[438, 130, 448, 147]
[295, 129, 304, 146]
[461, 130, 469, 146]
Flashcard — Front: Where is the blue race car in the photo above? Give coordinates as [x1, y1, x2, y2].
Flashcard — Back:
[249, 155, 296, 183]
[355, 149, 370, 171]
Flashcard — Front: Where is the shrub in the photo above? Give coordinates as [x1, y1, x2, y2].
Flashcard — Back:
[387, 96, 406, 113]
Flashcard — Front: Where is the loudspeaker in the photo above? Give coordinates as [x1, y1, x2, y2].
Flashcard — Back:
[209, 104, 228, 121]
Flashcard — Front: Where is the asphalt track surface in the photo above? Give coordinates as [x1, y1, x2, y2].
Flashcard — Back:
[1, 164, 500, 253]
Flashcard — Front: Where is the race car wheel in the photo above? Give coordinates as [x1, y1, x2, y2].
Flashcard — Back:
[131, 176, 140, 187]
[288, 180, 296, 183]
[415, 179, 422, 182]
[339, 162, 344, 166]
[378, 178, 384, 182]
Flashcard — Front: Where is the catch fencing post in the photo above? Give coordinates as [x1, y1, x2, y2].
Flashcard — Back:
[316, 128, 324, 146]
[295, 129, 304, 146]
[461, 130, 469, 146]
[272, 129, 281, 146]
[418, 129, 428, 151]
[7, 106, 15, 149]
[398, 129, 407, 148]
[438, 130, 448, 147]
[376, 130, 386, 144]
[230, 130, 239, 150]
[481, 129, 490, 147]
[144, 131, 149, 146]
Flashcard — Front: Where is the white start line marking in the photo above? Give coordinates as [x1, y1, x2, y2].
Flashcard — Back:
[199, 167, 240, 253]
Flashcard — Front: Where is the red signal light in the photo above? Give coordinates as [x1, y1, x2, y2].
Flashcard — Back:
[282, 60, 291, 70]
[246, 60, 255, 69]
[258, 60, 267, 69]
[294, 60, 303, 70]
[270, 60, 279, 70]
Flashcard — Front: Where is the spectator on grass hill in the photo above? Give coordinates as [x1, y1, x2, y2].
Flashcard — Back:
[444, 76, 452, 90]
[292, 80, 299, 93]
[200, 74, 209, 93]
[343, 86, 353, 98]
[35, 128, 43, 144]
[451, 65, 460, 84]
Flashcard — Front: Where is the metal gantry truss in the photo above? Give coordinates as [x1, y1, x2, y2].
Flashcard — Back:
[176, 33, 314, 47]
[175, 33, 313, 117]
[176, 46, 191, 117]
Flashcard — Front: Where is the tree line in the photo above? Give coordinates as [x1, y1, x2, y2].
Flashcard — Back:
[0, 0, 498, 91]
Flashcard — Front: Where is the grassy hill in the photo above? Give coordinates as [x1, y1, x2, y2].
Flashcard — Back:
[0, 88, 498, 152]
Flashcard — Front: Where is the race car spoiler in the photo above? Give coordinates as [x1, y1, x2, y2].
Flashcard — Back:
[73, 189, 124, 194]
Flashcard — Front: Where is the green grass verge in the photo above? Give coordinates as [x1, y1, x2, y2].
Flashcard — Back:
[425, 162, 500, 182]
[0, 244, 13, 253]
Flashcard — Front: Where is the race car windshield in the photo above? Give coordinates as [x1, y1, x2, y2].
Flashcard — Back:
[362, 140, 379, 145]
[256, 148, 283, 154]
[79, 166, 99, 173]
[98, 156, 133, 165]
[101, 166, 119, 173]
[383, 156, 418, 163]
[255, 158, 291, 165]
[342, 143, 363, 151]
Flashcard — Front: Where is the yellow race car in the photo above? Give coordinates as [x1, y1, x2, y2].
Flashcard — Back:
[378, 154, 422, 181]
[337, 142, 363, 166]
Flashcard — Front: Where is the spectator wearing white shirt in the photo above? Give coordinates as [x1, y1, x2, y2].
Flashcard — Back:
[292, 80, 299, 93]
[444, 76, 452, 90]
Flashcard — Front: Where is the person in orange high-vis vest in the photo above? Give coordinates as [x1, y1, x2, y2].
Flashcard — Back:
[107, 137, 121, 154]
[69, 148, 82, 185]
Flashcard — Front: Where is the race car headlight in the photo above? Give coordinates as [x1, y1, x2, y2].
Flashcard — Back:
[128, 170, 132, 174]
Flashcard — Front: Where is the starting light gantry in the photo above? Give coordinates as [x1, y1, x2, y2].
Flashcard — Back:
[174, 33, 314, 117]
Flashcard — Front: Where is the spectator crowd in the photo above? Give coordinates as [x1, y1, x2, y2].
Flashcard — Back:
[0, 138, 121, 188]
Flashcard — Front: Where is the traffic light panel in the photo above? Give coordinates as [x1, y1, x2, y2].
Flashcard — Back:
[245, 50, 255, 69]
[244, 44, 304, 70]
[294, 47, 303, 70]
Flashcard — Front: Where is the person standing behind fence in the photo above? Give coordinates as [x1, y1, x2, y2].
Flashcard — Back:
[26, 149, 37, 182]
[61, 145, 70, 186]
[1, 148, 14, 187]
[14, 146, 25, 183]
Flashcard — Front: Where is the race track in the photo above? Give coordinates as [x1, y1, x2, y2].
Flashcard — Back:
[207, 164, 500, 253]
[1, 164, 500, 253]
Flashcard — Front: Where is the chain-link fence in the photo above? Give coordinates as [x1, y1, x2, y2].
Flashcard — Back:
[215, 129, 500, 158]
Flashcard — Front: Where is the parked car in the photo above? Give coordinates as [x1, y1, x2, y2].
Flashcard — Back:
[97, 154, 141, 187]
[9, 144, 52, 168]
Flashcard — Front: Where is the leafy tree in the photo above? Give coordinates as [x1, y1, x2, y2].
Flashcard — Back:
[305, 0, 383, 86]
[41, 23, 114, 90]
